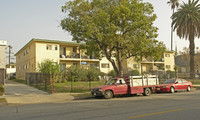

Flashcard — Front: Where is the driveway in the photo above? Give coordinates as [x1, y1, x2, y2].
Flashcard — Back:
[0, 80, 74, 104]
[4, 80, 48, 95]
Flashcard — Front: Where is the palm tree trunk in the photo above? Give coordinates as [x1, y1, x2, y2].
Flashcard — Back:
[189, 35, 195, 79]
[171, 9, 175, 51]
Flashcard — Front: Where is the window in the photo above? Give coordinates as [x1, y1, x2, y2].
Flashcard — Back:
[116, 79, 126, 85]
[101, 63, 109, 68]
[176, 79, 182, 84]
[26, 49, 28, 54]
[165, 53, 170, 57]
[73, 47, 77, 52]
[133, 64, 139, 69]
[73, 63, 78, 66]
[46, 44, 52, 50]
[166, 65, 171, 69]
[46, 44, 57, 50]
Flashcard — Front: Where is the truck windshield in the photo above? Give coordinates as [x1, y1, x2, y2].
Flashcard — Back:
[106, 79, 117, 85]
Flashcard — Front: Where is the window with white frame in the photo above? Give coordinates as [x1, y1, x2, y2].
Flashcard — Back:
[166, 65, 171, 69]
[165, 53, 170, 57]
[101, 63, 109, 68]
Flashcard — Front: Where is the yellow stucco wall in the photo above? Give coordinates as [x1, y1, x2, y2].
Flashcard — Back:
[35, 42, 60, 64]
[99, 57, 114, 74]
[164, 52, 175, 71]
[16, 42, 36, 80]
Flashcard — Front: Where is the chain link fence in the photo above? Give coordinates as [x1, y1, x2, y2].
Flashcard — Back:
[25, 72, 200, 93]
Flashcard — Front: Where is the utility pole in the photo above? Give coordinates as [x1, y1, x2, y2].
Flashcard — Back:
[8, 45, 12, 67]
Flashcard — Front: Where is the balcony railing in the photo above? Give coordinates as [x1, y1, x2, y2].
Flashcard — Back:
[60, 54, 97, 59]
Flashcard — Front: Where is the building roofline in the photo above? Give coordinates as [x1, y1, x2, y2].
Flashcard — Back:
[15, 38, 81, 56]
[165, 50, 175, 53]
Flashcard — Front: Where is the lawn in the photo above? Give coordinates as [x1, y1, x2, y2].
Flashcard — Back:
[53, 81, 106, 93]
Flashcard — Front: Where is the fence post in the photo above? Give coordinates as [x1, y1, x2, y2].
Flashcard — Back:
[71, 76, 74, 92]
[45, 74, 47, 92]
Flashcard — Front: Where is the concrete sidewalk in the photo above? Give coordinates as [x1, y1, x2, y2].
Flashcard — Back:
[0, 80, 75, 104]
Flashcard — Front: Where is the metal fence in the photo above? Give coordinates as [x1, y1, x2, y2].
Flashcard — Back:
[25, 72, 200, 93]
[26, 73, 51, 92]
[0, 69, 6, 85]
[25, 72, 107, 93]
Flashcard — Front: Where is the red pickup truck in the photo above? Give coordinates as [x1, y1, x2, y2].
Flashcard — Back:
[91, 75, 159, 99]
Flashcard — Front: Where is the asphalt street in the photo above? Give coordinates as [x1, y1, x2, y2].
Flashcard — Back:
[0, 90, 200, 120]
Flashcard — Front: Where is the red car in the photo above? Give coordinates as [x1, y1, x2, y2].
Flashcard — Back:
[155, 78, 193, 93]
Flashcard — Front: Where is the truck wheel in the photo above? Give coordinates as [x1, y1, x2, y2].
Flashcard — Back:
[104, 90, 113, 99]
[143, 88, 151, 96]
[170, 87, 175, 93]
[187, 86, 191, 92]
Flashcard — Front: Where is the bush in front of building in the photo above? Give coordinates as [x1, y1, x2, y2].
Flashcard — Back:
[66, 65, 88, 82]
[166, 70, 175, 78]
[108, 70, 116, 77]
[87, 67, 101, 81]
[0, 84, 5, 96]
[129, 70, 140, 76]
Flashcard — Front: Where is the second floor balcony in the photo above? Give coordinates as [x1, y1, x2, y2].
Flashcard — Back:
[59, 52, 99, 61]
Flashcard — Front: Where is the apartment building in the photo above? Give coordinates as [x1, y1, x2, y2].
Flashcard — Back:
[15, 39, 113, 80]
[15, 38, 174, 80]
[0, 40, 7, 84]
[123, 51, 175, 73]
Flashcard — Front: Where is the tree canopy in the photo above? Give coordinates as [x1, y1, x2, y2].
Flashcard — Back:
[61, 0, 166, 76]
[172, 0, 200, 78]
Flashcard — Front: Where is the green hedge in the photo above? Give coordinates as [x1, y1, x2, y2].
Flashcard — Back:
[0, 84, 5, 96]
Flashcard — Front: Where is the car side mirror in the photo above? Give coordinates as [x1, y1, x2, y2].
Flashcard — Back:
[175, 82, 178, 84]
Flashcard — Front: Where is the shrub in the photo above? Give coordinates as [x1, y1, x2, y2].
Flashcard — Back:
[0, 84, 5, 96]
[88, 67, 101, 81]
[108, 70, 116, 77]
[166, 70, 175, 78]
[66, 65, 88, 82]
[129, 70, 140, 76]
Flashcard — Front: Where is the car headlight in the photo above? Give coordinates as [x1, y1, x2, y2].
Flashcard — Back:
[99, 89, 103, 91]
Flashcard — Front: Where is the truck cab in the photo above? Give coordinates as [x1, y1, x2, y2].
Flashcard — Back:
[91, 77, 129, 99]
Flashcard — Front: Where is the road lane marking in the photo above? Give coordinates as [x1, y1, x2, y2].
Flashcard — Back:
[130, 108, 184, 119]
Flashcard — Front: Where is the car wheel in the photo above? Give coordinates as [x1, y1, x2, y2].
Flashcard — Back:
[187, 86, 191, 92]
[170, 87, 175, 93]
[104, 90, 113, 99]
[143, 88, 151, 96]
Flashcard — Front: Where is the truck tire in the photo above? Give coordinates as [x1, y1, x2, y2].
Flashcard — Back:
[170, 87, 175, 93]
[187, 86, 191, 92]
[104, 90, 113, 99]
[143, 88, 151, 96]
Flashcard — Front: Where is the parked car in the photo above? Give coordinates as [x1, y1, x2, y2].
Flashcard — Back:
[155, 78, 193, 93]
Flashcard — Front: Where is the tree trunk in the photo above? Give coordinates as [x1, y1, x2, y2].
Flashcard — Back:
[189, 35, 195, 79]
[103, 47, 120, 77]
[171, 9, 175, 51]
[116, 44, 122, 77]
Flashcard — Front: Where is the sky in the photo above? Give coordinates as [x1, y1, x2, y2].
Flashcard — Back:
[0, 0, 199, 63]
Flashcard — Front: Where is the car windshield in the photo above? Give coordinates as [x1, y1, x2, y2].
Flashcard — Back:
[163, 79, 175, 84]
[106, 79, 117, 85]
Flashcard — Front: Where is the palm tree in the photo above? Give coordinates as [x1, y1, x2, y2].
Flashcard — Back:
[167, 0, 179, 51]
[172, 0, 200, 78]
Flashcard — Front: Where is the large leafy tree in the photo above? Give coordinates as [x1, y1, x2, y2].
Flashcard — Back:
[167, 0, 179, 50]
[172, 0, 200, 78]
[61, 0, 166, 76]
